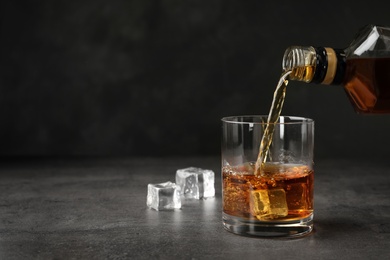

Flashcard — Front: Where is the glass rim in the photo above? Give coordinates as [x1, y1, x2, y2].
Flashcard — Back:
[221, 115, 314, 125]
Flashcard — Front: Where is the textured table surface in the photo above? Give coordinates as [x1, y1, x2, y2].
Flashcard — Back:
[0, 157, 389, 259]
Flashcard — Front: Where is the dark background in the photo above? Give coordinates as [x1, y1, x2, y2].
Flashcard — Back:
[1, 0, 390, 159]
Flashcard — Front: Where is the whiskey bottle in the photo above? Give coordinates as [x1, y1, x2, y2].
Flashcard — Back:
[282, 24, 390, 114]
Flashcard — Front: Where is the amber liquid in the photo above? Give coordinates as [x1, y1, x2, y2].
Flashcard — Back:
[223, 163, 314, 221]
[254, 71, 291, 175]
[344, 57, 390, 114]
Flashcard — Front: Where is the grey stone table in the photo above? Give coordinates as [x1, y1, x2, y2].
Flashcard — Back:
[0, 157, 389, 259]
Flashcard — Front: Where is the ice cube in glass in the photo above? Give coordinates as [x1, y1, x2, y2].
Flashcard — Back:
[250, 189, 288, 220]
[286, 183, 309, 211]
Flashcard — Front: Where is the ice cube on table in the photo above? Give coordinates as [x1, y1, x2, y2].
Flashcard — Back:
[250, 189, 288, 220]
[146, 181, 181, 211]
[176, 167, 215, 199]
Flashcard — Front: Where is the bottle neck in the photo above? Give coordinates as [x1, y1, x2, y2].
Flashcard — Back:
[282, 46, 346, 85]
[312, 47, 346, 85]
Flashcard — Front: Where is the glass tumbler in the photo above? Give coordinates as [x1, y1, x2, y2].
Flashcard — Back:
[221, 115, 314, 238]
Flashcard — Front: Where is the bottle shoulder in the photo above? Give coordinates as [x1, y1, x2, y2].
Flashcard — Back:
[345, 24, 390, 58]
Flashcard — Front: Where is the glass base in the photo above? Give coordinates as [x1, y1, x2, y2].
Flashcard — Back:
[222, 212, 313, 238]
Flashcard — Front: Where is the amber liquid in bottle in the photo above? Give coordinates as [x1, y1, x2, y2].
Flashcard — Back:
[344, 57, 390, 114]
